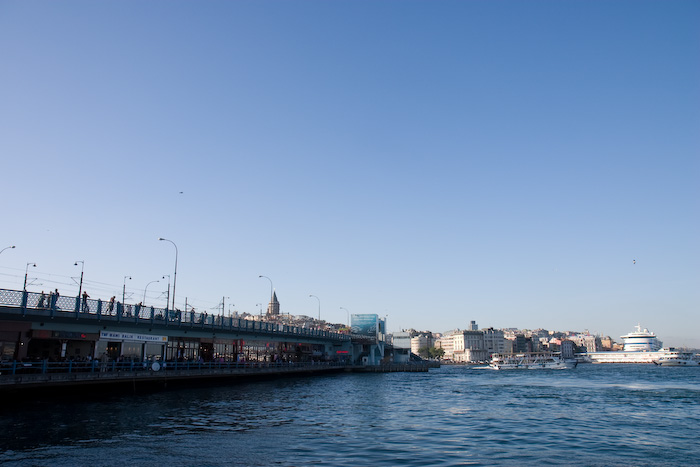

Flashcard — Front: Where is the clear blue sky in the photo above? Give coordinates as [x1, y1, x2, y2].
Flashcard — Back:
[1, 1, 698, 346]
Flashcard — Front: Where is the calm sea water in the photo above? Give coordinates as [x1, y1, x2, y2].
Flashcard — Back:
[1, 364, 699, 466]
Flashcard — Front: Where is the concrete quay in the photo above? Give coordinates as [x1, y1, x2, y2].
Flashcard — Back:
[0, 361, 438, 399]
[0, 362, 347, 396]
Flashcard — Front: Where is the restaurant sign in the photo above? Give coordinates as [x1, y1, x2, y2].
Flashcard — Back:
[99, 331, 167, 343]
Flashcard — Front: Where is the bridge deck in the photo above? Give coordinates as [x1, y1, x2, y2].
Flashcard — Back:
[0, 288, 350, 342]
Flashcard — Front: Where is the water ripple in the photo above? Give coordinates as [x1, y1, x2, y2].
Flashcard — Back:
[0, 366, 699, 465]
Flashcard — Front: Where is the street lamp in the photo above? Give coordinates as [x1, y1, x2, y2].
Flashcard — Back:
[259, 275, 273, 315]
[309, 294, 320, 321]
[158, 237, 178, 311]
[143, 280, 160, 306]
[221, 296, 230, 315]
[24, 262, 36, 291]
[0, 245, 15, 256]
[123, 276, 131, 304]
[340, 307, 350, 327]
[74, 259, 84, 295]
[162, 275, 171, 311]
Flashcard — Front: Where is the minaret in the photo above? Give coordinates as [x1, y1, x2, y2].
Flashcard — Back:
[266, 291, 280, 316]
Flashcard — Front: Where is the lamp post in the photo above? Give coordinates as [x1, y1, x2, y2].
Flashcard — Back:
[162, 275, 171, 311]
[74, 260, 84, 312]
[24, 262, 36, 291]
[259, 275, 273, 315]
[158, 237, 178, 311]
[340, 307, 350, 327]
[309, 294, 320, 321]
[122, 276, 131, 304]
[0, 245, 15, 257]
[143, 280, 159, 306]
[22, 262, 36, 312]
[74, 260, 84, 295]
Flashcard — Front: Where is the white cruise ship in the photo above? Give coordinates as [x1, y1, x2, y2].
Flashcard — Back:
[619, 325, 663, 352]
[584, 325, 667, 364]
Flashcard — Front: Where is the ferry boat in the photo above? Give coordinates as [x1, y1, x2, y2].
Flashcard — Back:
[489, 353, 577, 370]
[654, 349, 699, 366]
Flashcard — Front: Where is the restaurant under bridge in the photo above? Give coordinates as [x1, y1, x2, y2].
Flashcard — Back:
[0, 288, 353, 367]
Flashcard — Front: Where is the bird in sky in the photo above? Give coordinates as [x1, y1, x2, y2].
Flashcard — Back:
[633, 259, 636, 264]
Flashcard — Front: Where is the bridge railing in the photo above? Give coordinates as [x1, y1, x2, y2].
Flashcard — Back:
[0, 288, 350, 342]
[0, 359, 346, 377]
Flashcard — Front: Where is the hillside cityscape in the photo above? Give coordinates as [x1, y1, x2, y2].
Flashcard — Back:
[237, 296, 693, 362]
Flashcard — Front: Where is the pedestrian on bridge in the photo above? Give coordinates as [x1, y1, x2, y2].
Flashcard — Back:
[50, 289, 59, 309]
[82, 291, 90, 312]
[37, 291, 46, 308]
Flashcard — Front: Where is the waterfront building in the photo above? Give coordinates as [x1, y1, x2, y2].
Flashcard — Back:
[392, 330, 412, 363]
[547, 337, 562, 351]
[393, 331, 412, 350]
[560, 340, 576, 359]
[482, 328, 506, 355]
[436, 327, 505, 362]
[513, 334, 533, 353]
[599, 336, 615, 350]
[503, 338, 514, 354]
[436, 331, 455, 360]
[410, 333, 434, 355]
[569, 334, 601, 353]
[452, 330, 487, 363]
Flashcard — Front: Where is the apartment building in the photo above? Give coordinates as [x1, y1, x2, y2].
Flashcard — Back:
[482, 327, 506, 355]
[410, 333, 434, 355]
